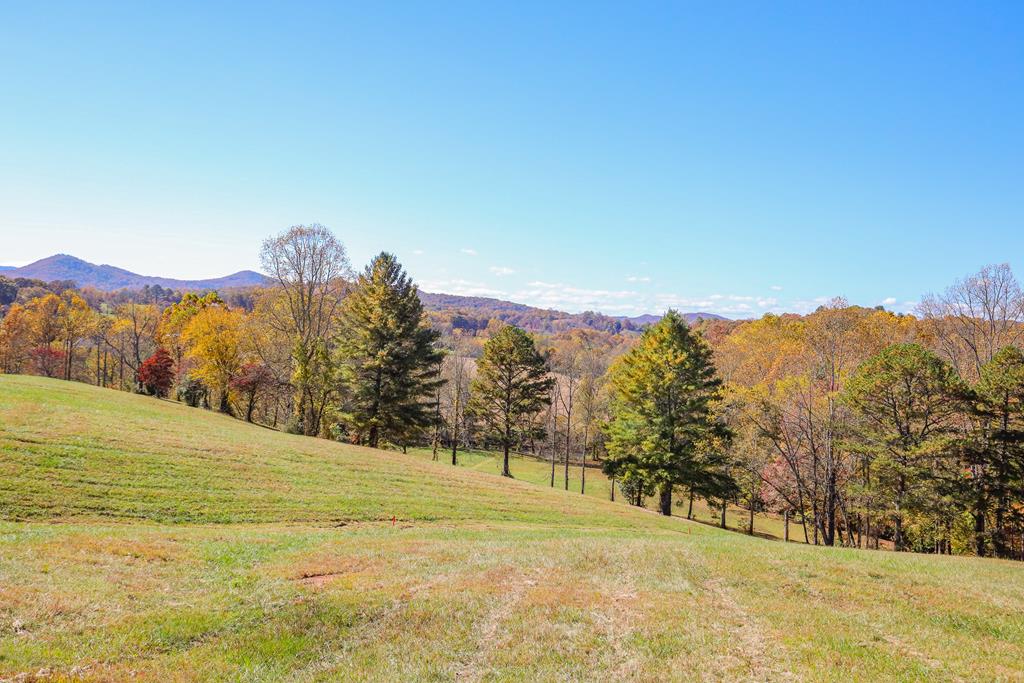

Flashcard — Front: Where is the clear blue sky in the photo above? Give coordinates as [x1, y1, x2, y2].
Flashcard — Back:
[2, 2, 1022, 317]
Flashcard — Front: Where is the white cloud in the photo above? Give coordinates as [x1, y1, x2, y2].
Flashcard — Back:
[626, 275, 651, 283]
[411, 249, 424, 255]
[417, 272, 879, 320]
[419, 278, 506, 299]
[881, 296, 897, 306]
[513, 281, 643, 314]
[459, 248, 478, 256]
[770, 285, 783, 291]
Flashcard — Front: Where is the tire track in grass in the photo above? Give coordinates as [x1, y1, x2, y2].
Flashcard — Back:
[702, 577, 792, 682]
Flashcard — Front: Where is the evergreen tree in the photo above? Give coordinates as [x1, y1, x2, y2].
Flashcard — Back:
[843, 344, 967, 551]
[337, 252, 442, 448]
[603, 310, 734, 516]
[468, 325, 554, 477]
[973, 346, 1024, 558]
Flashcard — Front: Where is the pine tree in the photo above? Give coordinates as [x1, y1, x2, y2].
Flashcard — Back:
[337, 252, 442, 448]
[603, 310, 733, 516]
[843, 344, 967, 551]
[468, 325, 554, 477]
[973, 346, 1024, 558]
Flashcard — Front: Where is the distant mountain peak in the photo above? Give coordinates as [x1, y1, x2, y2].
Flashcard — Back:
[7, 254, 271, 291]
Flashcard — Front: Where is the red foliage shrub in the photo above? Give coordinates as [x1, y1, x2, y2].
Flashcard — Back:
[138, 348, 175, 397]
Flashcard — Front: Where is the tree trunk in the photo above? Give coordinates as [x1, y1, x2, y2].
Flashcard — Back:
[579, 425, 588, 495]
[784, 510, 789, 542]
[502, 418, 512, 477]
[974, 504, 987, 557]
[687, 489, 694, 520]
[893, 472, 907, 551]
[720, 500, 727, 529]
[451, 421, 459, 466]
[219, 390, 231, 415]
[658, 485, 672, 516]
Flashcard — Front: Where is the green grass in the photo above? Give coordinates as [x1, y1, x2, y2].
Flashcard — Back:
[2, 374, 1023, 682]
[405, 446, 801, 542]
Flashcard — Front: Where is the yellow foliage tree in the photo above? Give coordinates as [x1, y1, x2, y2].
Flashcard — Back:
[182, 307, 244, 413]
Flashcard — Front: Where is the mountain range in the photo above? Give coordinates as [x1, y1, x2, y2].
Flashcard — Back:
[3, 254, 270, 291]
[2, 254, 726, 324]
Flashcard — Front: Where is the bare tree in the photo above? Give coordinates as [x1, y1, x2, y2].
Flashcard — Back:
[440, 334, 472, 465]
[920, 263, 1024, 381]
[554, 349, 580, 491]
[575, 339, 607, 495]
[259, 224, 351, 436]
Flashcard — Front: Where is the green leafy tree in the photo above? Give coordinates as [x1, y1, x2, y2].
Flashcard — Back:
[337, 252, 442, 448]
[603, 310, 733, 516]
[468, 325, 554, 477]
[843, 344, 967, 551]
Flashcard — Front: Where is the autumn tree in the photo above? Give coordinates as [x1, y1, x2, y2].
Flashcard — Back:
[230, 363, 277, 423]
[0, 304, 32, 373]
[260, 224, 350, 436]
[57, 290, 95, 381]
[182, 307, 244, 413]
[138, 348, 175, 397]
[106, 303, 160, 390]
[158, 292, 224, 370]
[336, 252, 442, 448]
[468, 325, 554, 477]
[604, 311, 733, 516]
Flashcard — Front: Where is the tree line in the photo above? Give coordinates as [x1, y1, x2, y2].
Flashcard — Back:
[2, 226, 1023, 560]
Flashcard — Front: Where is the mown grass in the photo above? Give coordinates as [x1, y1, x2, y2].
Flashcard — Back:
[1, 374, 1023, 682]
[405, 446, 799, 542]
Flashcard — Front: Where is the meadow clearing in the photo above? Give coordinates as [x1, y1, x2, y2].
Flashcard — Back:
[1, 374, 1023, 681]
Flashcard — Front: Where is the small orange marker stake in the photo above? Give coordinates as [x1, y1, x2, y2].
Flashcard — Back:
[391, 516, 396, 526]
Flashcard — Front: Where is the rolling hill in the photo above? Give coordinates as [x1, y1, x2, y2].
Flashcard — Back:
[5, 254, 270, 291]
[1, 374, 1022, 681]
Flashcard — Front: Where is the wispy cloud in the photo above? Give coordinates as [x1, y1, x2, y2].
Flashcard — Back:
[420, 272, 873, 319]
[419, 278, 505, 299]
[770, 285, 783, 291]
[881, 296, 897, 306]
[513, 281, 642, 314]
[626, 275, 651, 283]
[459, 248, 478, 256]
[411, 249, 424, 255]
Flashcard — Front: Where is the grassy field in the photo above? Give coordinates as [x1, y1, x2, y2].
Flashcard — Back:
[404, 447, 800, 543]
[2, 375, 1023, 681]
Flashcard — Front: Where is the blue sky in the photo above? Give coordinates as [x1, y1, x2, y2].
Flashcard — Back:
[2, 2, 1022, 317]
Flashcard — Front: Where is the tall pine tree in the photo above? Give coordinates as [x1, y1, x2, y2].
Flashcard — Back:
[603, 311, 734, 516]
[468, 325, 554, 477]
[337, 252, 442, 448]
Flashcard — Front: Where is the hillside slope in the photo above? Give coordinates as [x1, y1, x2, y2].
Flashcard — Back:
[1, 375, 1022, 681]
